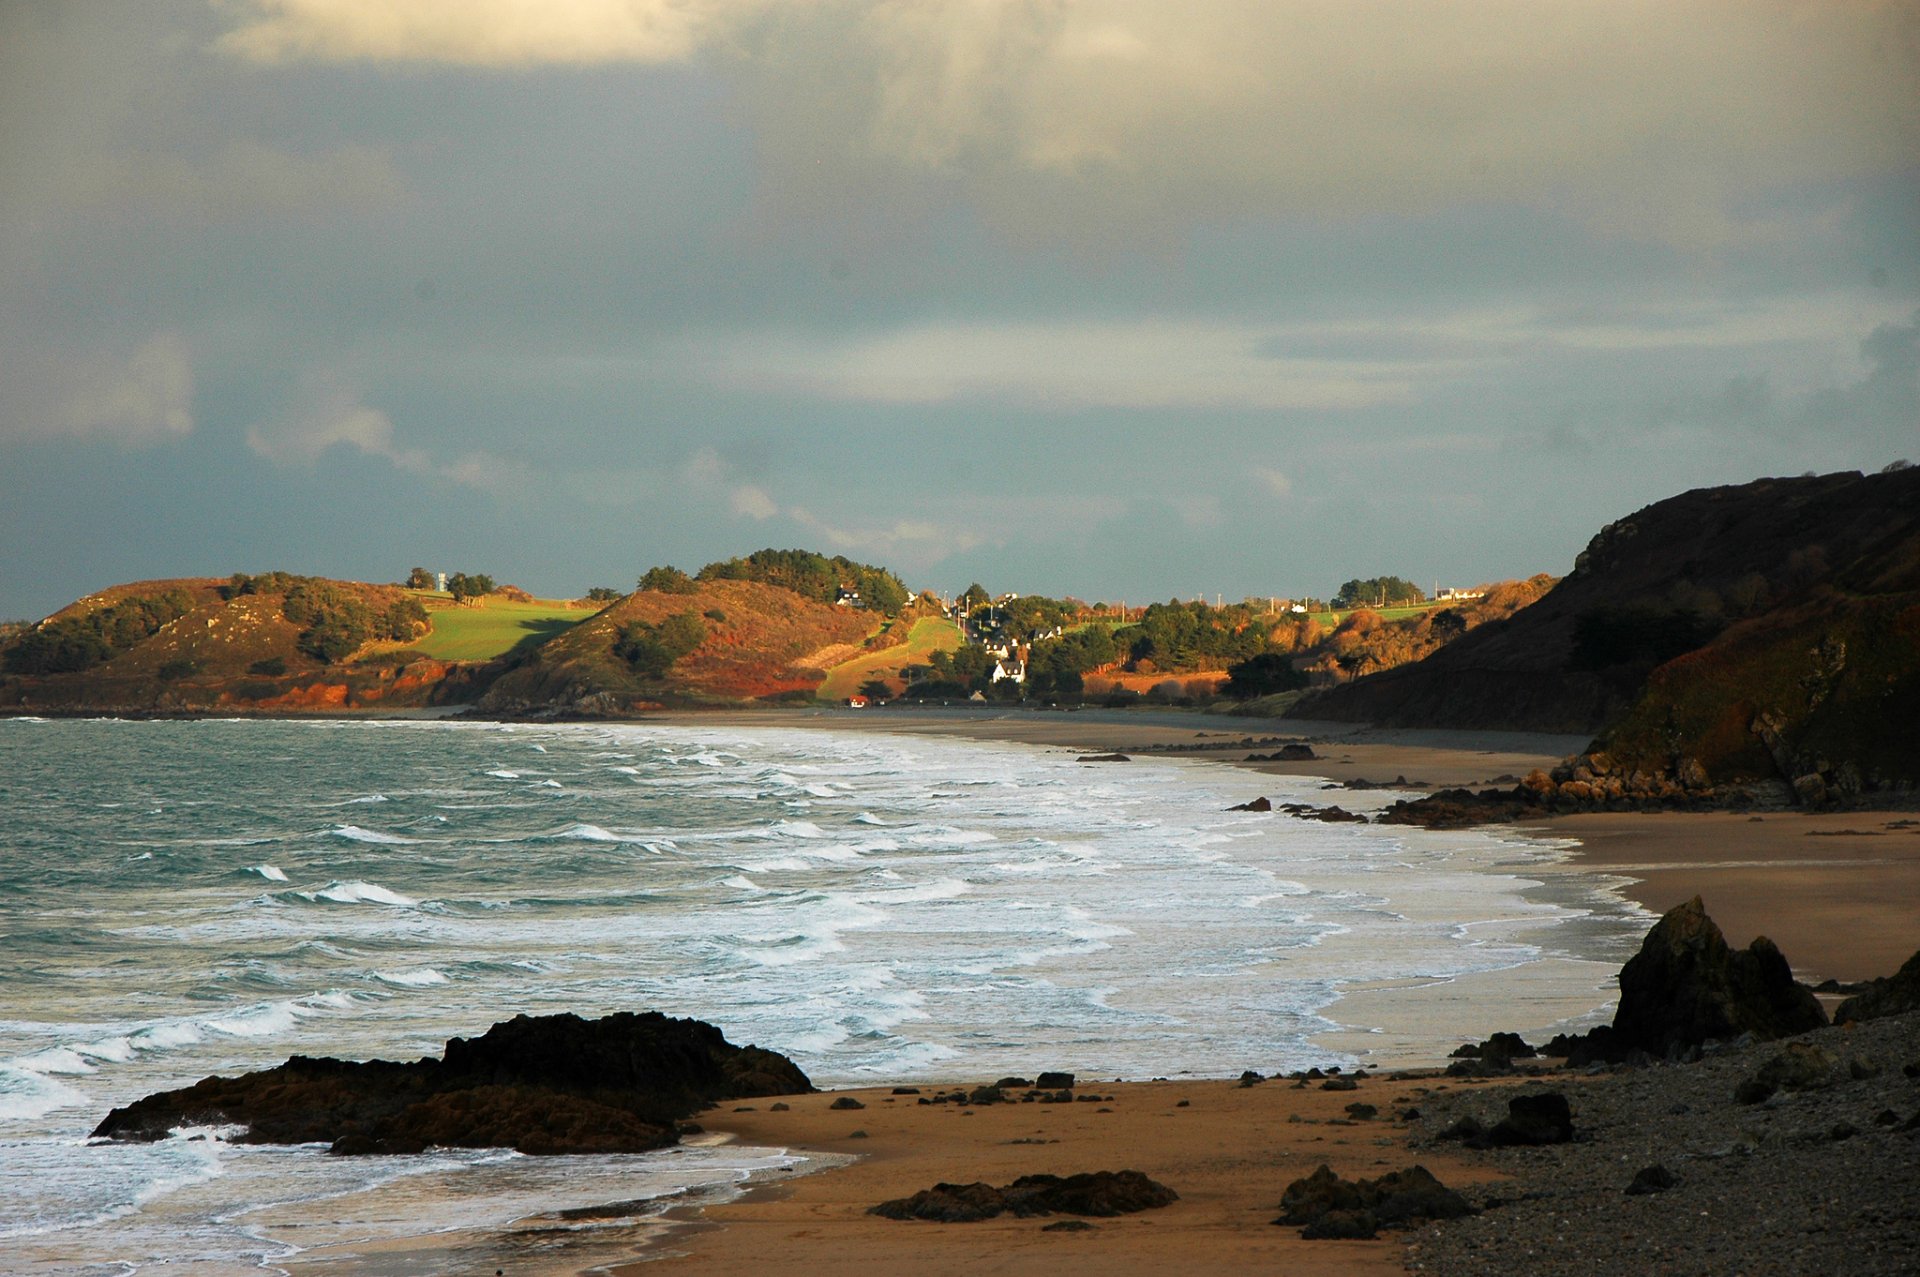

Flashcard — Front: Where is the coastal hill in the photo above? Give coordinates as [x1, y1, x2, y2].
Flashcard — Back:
[475, 576, 910, 714]
[0, 553, 932, 715]
[0, 573, 497, 713]
[1295, 467, 1920, 789]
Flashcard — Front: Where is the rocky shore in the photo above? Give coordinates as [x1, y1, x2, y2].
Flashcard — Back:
[1402, 1010, 1920, 1275]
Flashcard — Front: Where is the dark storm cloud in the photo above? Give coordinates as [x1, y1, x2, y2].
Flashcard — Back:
[1, 1, 1915, 617]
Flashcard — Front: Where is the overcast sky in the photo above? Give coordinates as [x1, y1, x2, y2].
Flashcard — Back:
[3, 2, 1916, 618]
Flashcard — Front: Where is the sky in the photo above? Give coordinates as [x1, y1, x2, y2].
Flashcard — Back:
[3, 1, 1916, 619]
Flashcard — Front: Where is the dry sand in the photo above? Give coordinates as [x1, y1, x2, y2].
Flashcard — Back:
[559, 706, 1919, 1276]
[622, 1074, 1496, 1277]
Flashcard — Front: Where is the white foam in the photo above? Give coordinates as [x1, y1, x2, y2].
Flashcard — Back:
[327, 825, 415, 845]
[553, 823, 619, 842]
[302, 880, 419, 907]
[373, 968, 450, 987]
[250, 864, 289, 882]
[0, 1065, 89, 1121]
[768, 820, 825, 839]
[204, 1002, 300, 1038]
[486, 769, 521, 780]
[347, 794, 389, 804]
[537, 779, 562, 788]
[16, 1047, 94, 1076]
[851, 812, 887, 826]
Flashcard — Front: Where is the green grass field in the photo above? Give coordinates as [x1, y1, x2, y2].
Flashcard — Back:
[1307, 601, 1445, 627]
[818, 617, 963, 700]
[403, 596, 592, 661]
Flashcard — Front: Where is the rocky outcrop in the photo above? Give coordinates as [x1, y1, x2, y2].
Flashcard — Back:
[871, 1171, 1178, 1222]
[92, 1011, 811, 1155]
[1274, 1164, 1474, 1239]
[1836, 949, 1920, 1023]
[1611, 897, 1827, 1054]
[1542, 898, 1827, 1064]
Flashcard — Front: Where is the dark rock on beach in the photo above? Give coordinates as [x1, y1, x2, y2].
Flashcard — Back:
[871, 1171, 1178, 1222]
[1544, 896, 1825, 1064]
[1227, 796, 1273, 811]
[1836, 948, 1920, 1023]
[1436, 1091, 1573, 1148]
[92, 1011, 811, 1155]
[1275, 1164, 1475, 1239]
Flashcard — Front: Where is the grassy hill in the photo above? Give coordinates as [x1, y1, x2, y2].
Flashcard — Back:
[402, 594, 591, 661]
[1296, 467, 1920, 792]
[476, 578, 891, 714]
[817, 616, 964, 701]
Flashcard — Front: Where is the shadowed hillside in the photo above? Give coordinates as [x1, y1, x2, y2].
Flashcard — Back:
[1298, 467, 1920, 792]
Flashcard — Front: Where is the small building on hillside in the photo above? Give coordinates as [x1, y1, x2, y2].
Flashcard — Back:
[836, 587, 863, 608]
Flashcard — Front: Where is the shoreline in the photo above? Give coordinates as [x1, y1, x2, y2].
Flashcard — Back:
[577, 705, 1915, 1276]
[17, 707, 1913, 1274]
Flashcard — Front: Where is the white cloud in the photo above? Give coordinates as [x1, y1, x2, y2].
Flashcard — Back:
[729, 484, 778, 519]
[682, 318, 1438, 411]
[789, 506, 984, 564]
[246, 391, 519, 494]
[0, 332, 196, 445]
[1252, 467, 1291, 498]
[216, 0, 741, 66]
[59, 332, 195, 443]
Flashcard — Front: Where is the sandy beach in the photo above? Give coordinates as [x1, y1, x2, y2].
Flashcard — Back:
[566, 705, 1919, 1277]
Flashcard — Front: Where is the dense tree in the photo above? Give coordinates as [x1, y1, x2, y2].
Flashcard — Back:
[1331, 577, 1425, 609]
[637, 565, 698, 594]
[445, 573, 495, 605]
[613, 611, 707, 678]
[959, 583, 991, 610]
[3, 589, 198, 675]
[1222, 652, 1308, 699]
[858, 679, 893, 701]
[697, 549, 909, 614]
[406, 567, 435, 589]
[584, 586, 621, 602]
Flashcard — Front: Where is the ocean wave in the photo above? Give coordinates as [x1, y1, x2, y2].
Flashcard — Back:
[0, 1064, 90, 1122]
[249, 864, 289, 882]
[372, 968, 450, 987]
[326, 825, 415, 845]
[485, 769, 521, 780]
[851, 812, 887, 826]
[298, 880, 419, 907]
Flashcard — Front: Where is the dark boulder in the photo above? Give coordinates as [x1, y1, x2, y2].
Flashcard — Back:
[1035, 1071, 1075, 1090]
[871, 1171, 1177, 1222]
[1275, 1164, 1474, 1238]
[1228, 796, 1273, 812]
[1625, 1164, 1679, 1195]
[92, 1011, 810, 1156]
[1485, 1091, 1573, 1146]
[1734, 1041, 1843, 1105]
[1435, 1092, 1574, 1148]
[1611, 896, 1825, 1055]
[1835, 949, 1920, 1023]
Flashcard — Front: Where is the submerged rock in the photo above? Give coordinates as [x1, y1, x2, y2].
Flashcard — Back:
[92, 1011, 811, 1156]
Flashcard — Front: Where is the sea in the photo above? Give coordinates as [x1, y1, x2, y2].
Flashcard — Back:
[0, 716, 1650, 1274]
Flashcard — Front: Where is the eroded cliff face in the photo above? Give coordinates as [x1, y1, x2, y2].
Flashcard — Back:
[1296, 468, 1920, 792]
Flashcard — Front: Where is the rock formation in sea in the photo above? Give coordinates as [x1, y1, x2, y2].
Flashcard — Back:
[92, 1011, 811, 1155]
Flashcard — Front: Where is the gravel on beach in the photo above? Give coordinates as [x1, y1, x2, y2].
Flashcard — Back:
[1400, 1012, 1920, 1276]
